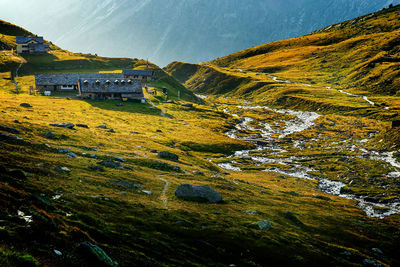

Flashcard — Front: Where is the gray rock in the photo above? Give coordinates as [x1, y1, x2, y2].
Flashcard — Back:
[99, 161, 120, 168]
[244, 210, 258, 215]
[107, 129, 115, 133]
[78, 241, 118, 267]
[130, 131, 139, 134]
[0, 132, 24, 143]
[156, 129, 162, 133]
[181, 103, 193, 108]
[372, 248, 383, 254]
[342, 250, 352, 256]
[260, 190, 268, 194]
[142, 190, 152, 195]
[109, 180, 142, 189]
[50, 122, 75, 129]
[313, 195, 330, 201]
[289, 191, 299, 196]
[97, 124, 107, 129]
[0, 125, 20, 134]
[158, 151, 179, 161]
[150, 150, 158, 153]
[363, 259, 381, 267]
[112, 156, 125, 162]
[89, 165, 105, 172]
[54, 166, 71, 173]
[44, 131, 55, 139]
[252, 220, 271, 231]
[20, 103, 32, 108]
[175, 184, 222, 203]
[66, 152, 77, 158]
[193, 170, 205, 176]
[76, 124, 89, 128]
[57, 148, 69, 153]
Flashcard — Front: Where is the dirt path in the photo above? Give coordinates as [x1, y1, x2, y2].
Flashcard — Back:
[158, 177, 170, 209]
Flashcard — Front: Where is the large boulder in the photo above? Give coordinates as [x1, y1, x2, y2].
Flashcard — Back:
[175, 184, 222, 203]
[158, 151, 179, 161]
[50, 122, 75, 129]
[0, 125, 20, 134]
[252, 220, 271, 231]
[78, 241, 118, 267]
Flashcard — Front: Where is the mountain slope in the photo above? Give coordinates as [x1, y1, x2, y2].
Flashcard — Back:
[1, 0, 399, 66]
[165, 5, 400, 115]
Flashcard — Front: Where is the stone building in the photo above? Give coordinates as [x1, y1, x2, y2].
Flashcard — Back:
[16, 36, 49, 54]
[122, 69, 154, 83]
[78, 78, 144, 100]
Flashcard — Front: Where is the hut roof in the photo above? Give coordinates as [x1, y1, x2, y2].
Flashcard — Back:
[78, 78, 143, 94]
[35, 73, 124, 86]
[122, 69, 154, 76]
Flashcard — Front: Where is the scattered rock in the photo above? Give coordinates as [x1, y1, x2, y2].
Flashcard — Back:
[244, 210, 259, 215]
[14, 120, 20, 123]
[150, 150, 158, 153]
[109, 180, 142, 189]
[142, 190, 152, 195]
[158, 151, 179, 161]
[89, 165, 105, 172]
[130, 131, 139, 134]
[53, 166, 71, 173]
[54, 249, 62, 256]
[372, 248, 383, 254]
[342, 250, 352, 256]
[362, 259, 381, 267]
[175, 184, 222, 203]
[193, 170, 205, 176]
[99, 161, 120, 168]
[76, 124, 89, 128]
[97, 124, 107, 129]
[181, 103, 193, 108]
[107, 129, 115, 133]
[44, 131, 55, 139]
[260, 190, 268, 194]
[252, 220, 271, 231]
[0, 125, 20, 134]
[0, 132, 24, 143]
[156, 129, 162, 133]
[57, 148, 69, 153]
[313, 195, 330, 201]
[20, 103, 32, 108]
[112, 156, 125, 162]
[50, 122, 75, 129]
[78, 241, 118, 267]
[289, 191, 299, 196]
[66, 152, 77, 158]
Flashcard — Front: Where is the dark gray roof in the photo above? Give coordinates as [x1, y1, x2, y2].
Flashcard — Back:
[122, 69, 154, 76]
[35, 73, 124, 85]
[16, 36, 44, 44]
[79, 78, 143, 94]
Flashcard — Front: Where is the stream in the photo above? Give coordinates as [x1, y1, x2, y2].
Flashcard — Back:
[217, 104, 400, 218]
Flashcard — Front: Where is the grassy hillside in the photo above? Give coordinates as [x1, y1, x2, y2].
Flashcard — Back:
[0, 19, 197, 103]
[165, 5, 400, 118]
[1, 72, 400, 267]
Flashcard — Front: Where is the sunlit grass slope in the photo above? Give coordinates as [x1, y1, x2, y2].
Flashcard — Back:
[1, 75, 399, 266]
[165, 5, 400, 117]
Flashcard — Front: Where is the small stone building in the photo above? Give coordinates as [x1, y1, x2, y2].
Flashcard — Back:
[122, 69, 154, 83]
[16, 36, 49, 54]
[35, 73, 124, 92]
[78, 78, 144, 100]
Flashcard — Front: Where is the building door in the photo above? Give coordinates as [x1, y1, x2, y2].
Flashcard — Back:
[53, 85, 57, 91]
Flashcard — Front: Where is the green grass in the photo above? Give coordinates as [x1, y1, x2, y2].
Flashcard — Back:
[0, 74, 400, 266]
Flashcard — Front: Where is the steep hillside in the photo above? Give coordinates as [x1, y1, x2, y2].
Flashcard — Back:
[166, 5, 400, 115]
[0, 19, 197, 102]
